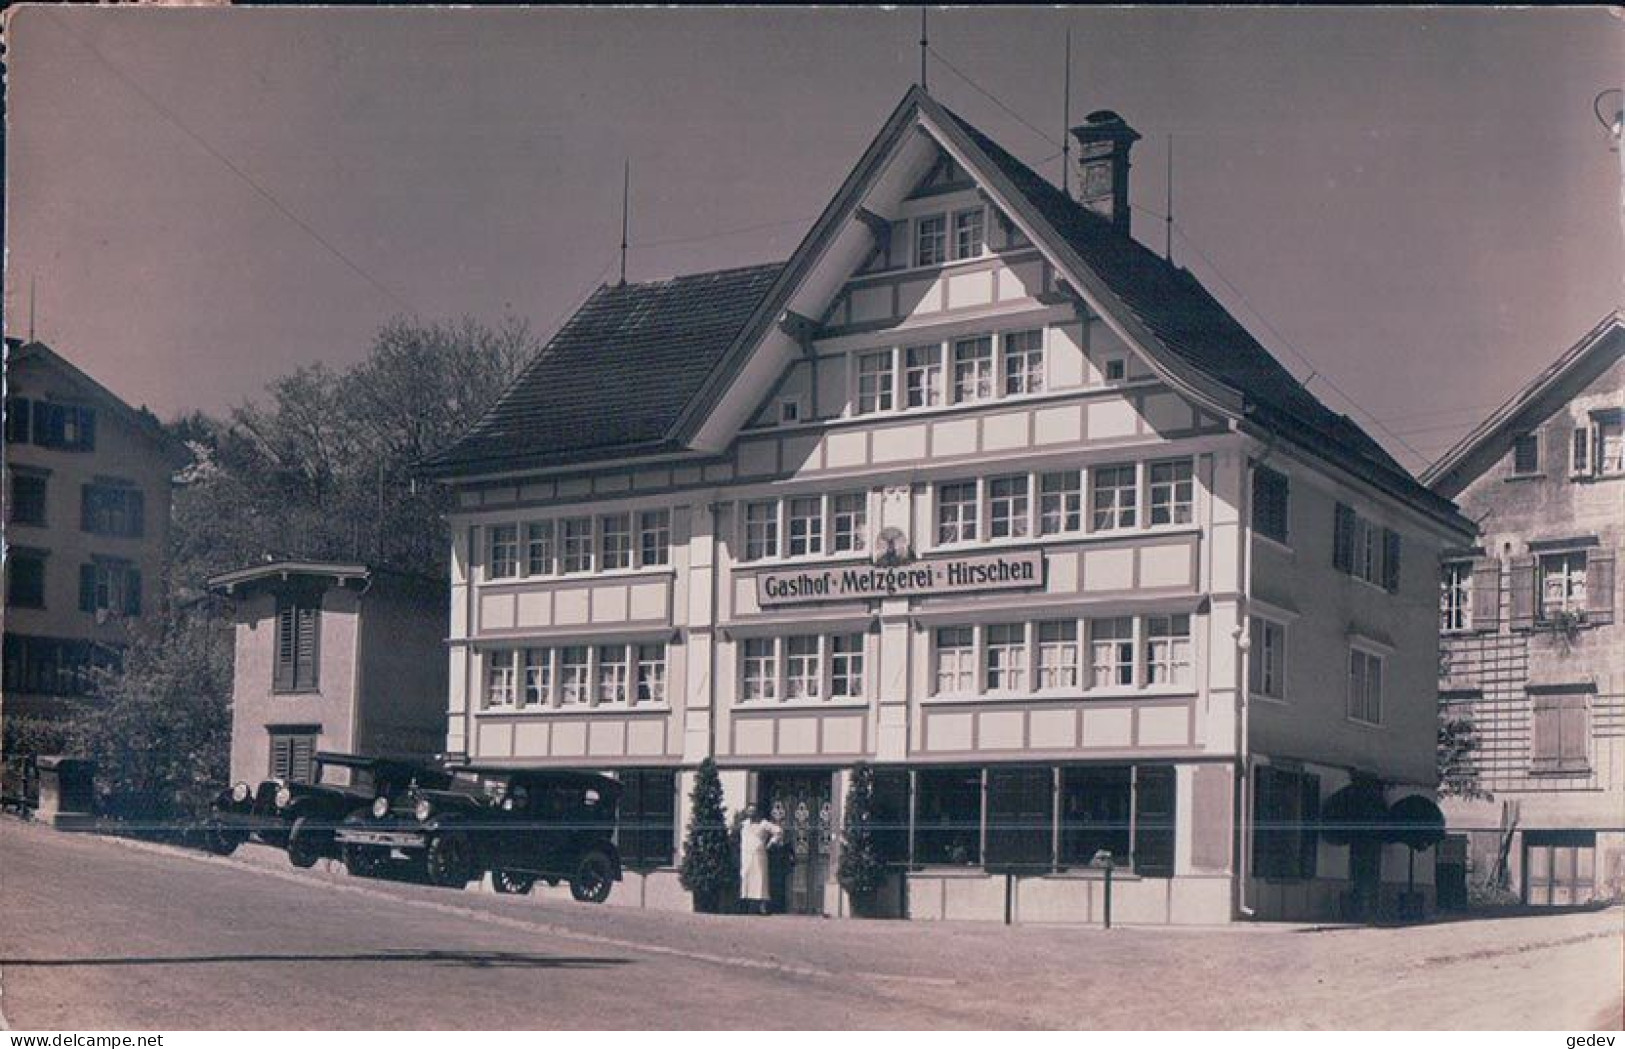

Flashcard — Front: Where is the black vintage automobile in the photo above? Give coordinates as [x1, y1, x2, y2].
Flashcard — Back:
[204, 752, 452, 868]
[334, 767, 623, 902]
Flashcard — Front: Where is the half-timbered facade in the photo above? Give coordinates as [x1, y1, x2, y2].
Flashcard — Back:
[422, 89, 1473, 922]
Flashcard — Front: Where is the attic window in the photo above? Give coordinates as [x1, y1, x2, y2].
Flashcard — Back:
[1104, 358, 1127, 383]
[1510, 433, 1541, 477]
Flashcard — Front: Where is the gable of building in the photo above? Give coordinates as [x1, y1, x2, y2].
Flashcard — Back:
[5, 339, 183, 465]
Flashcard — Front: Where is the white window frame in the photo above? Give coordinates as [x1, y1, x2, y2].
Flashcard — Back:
[635, 644, 667, 706]
[1147, 458, 1194, 526]
[916, 214, 947, 267]
[905, 343, 945, 408]
[1089, 617, 1138, 691]
[487, 524, 519, 580]
[1346, 646, 1384, 725]
[1440, 561, 1473, 634]
[1091, 464, 1139, 532]
[952, 206, 986, 260]
[829, 634, 866, 699]
[952, 336, 995, 404]
[599, 512, 633, 572]
[786, 496, 825, 557]
[1537, 549, 1588, 620]
[560, 517, 595, 575]
[485, 648, 520, 709]
[983, 623, 1029, 694]
[1036, 620, 1080, 691]
[1001, 329, 1045, 396]
[933, 626, 978, 696]
[558, 646, 590, 706]
[986, 475, 1031, 540]
[1039, 471, 1083, 536]
[831, 493, 868, 554]
[856, 349, 897, 416]
[1143, 614, 1193, 688]
[638, 510, 671, 567]
[1248, 615, 1287, 702]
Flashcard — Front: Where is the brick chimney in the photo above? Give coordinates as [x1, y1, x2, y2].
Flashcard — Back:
[1071, 110, 1141, 236]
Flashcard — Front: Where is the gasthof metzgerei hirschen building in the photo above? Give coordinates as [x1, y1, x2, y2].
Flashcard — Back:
[420, 88, 1474, 923]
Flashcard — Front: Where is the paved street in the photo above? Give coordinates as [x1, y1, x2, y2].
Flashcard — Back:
[1, 817, 1620, 1030]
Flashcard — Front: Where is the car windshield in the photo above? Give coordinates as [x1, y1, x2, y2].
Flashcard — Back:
[315, 763, 375, 791]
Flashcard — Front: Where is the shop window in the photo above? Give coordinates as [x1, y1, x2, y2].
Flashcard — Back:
[1059, 766, 1130, 867]
[986, 767, 1054, 870]
[1133, 766, 1176, 877]
[915, 767, 981, 866]
[1252, 766, 1320, 879]
[870, 767, 911, 865]
[618, 770, 677, 869]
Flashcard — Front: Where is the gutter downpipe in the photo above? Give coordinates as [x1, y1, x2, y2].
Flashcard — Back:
[1235, 431, 1270, 919]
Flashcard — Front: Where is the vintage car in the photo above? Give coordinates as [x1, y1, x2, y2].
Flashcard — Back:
[334, 766, 623, 902]
[204, 752, 452, 867]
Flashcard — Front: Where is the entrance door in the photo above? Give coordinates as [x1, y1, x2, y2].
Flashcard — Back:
[1348, 837, 1382, 921]
[1525, 831, 1596, 905]
[761, 772, 833, 915]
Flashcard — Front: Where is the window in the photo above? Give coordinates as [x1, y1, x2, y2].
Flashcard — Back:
[268, 729, 318, 784]
[743, 501, 779, 561]
[986, 767, 1053, 869]
[1090, 618, 1136, 689]
[784, 636, 821, 700]
[1002, 330, 1044, 395]
[1037, 620, 1079, 690]
[1143, 614, 1192, 687]
[32, 402, 96, 451]
[524, 649, 552, 708]
[953, 207, 985, 259]
[272, 592, 319, 692]
[1252, 465, 1290, 544]
[81, 483, 144, 538]
[831, 494, 867, 553]
[830, 634, 864, 698]
[526, 521, 555, 576]
[905, 344, 943, 408]
[987, 475, 1030, 539]
[558, 646, 590, 705]
[952, 337, 994, 403]
[934, 626, 976, 694]
[1440, 562, 1472, 633]
[1248, 617, 1286, 700]
[1059, 766, 1130, 868]
[787, 497, 824, 556]
[1347, 648, 1383, 724]
[1538, 551, 1588, 619]
[1599, 416, 1625, 475]
[5, 398, 31, 445]
[1038, 472, 1082, 536]
[915, 215, 947, 266]
[560, 517, 594, 574]
[915, 767, 981, 865]
[635, 644, 667, 705]
[1333, 503, 1400, 591]
[1253, 766, 1320, 880]
[1133, 766, 1177, 876]
[742, 638, 778, 702]
[618, 770, 677, 869]
[596, 645, 630, 705]
[856, 350, 895, 415]
[1091, 465, 1137, 531]
[639, 510, 671, 567]
[7, 549, 46, 609]
[485, 649, 519, 709]
[984, 623, 1027, 693]
[9, 473, 47, 527]
[936, 482, 979, 545]
[2, 635, 119, 698]
[600, 513, 632, 571]
[78, 559, 141, 618]
[1531, 690, 1590, 774]
[487, 525, 518, 579]
[1147, 459, 1194, 526]
[1511, 433, 1541, 476]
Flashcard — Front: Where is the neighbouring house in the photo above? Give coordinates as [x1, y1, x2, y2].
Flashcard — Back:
[207, 561, 449, 787]
[418, 87, 1475, 922]
[1424, 312, 1624, 906]
[2, 339, 184, 723]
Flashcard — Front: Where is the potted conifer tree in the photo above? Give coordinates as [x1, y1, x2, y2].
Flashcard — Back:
[679, 757, 737, 914]
[837, 762, 889, 917]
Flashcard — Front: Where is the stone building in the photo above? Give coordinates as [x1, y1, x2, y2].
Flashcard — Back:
[3, 339, 183, 722]
[419, 88, 1474, 922]
[1425, 312, 1624, 905]
[208, 561, 449, 786]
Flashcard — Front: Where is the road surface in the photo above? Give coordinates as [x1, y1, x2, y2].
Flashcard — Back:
[1, 817, 1619, 1029]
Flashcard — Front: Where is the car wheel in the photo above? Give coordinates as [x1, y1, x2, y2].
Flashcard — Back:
[202, 817, 241, 857]
[569, 852, 614, 904]
[425, 833, 473, 888]
[343, 844, 385, 878]
[492, 870, 536, 895]
[286, 817, 325, 869]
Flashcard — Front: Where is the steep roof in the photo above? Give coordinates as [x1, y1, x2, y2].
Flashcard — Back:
[421, 263, 783, 474]
[419, 88, 1468, 534]
[1421, 310, 1625, 499]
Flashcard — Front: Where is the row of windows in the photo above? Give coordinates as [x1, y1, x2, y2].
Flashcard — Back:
[4, 398, 97, 452]
[1332, 503, 1401, 591]
[6, 474, 146, 537]
[5, 552, 142, 617]
[932, 615, 1193, 696]
[486, 509, 671, 580]
[484, 642, 670, 710]
[740, 634, 865, 702]
[852, 329, 1048, 417]
[1440, 548, 1615, 633]
[1, 633, 122, 698]
[1508, 411, 1624, 480]
[935, 459, 1194, 547]
[741, 494, 867, 562]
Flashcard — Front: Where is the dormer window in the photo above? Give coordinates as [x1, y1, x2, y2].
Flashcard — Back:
[916, 216, 947, 267]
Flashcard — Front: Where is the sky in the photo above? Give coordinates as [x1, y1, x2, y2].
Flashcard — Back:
[6, 5, 1622, 473]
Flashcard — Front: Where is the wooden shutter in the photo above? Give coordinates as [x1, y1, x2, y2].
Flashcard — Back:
[123, 570, 142, 616]
[1509, 556, 1537, 630]
[1571, 425, 1594, 477]
[1332, 503, 1355, 574]
[274, 601, 297, 691]
[1471, 558, 1501, 630]
[1530, 695, 1558, 768]
[1382, 528, 1402, 593]
[290, 736, 315, 783]
[269, 734, 292, 779]
[294, 603, 320, 690]
[5, 398, 29, 444]
[79, 564, 97, 613]
[1559, 697, 1589, 770]
[80, 485, 95, 532]
[1298, 773, 1321, 879]
[1585, 549, 1615, 625]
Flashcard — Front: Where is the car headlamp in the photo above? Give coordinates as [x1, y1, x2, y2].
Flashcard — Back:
[231, 782, 251, 804]
[371, 795, 390, 819]
[274, 786, 293, 809]
[414, 798, 433, 822]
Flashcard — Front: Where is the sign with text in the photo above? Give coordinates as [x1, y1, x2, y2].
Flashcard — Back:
[754, 550, 1044, 606]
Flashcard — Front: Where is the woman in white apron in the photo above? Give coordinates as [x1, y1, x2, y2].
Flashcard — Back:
[737, 804, 784, 915]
